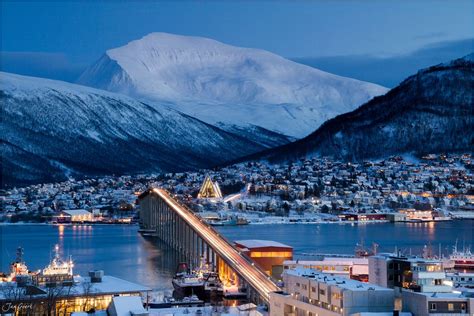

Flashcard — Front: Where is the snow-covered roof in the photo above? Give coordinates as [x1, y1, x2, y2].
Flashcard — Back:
[62, 209, 91, 216]
[109, 296, 146, 316]
[285, 268, 391, 292]
[235, 239, 292, 249]
[73, 275, 150, 294]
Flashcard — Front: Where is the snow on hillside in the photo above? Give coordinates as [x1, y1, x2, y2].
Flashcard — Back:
[1, 72, 265, 186]
[242, 54, 474, 163]
[78, 33, 388, 138]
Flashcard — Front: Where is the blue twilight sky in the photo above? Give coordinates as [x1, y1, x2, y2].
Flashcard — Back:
[1, 0, 473, 86]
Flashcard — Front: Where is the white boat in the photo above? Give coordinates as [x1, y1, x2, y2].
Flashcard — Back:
[42, 244, 74, 276]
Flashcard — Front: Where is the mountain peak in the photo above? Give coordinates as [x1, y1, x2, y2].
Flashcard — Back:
[107, 32, 231, 55]
[78, 33, 388, 138]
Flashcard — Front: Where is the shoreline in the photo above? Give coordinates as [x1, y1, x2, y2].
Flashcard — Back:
[1, 217, 472, 227]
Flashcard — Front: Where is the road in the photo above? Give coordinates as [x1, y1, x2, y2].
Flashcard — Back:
[153, 188, 280, 302]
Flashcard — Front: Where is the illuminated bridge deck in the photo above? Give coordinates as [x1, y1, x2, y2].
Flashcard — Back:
[150, 188, 280, 302]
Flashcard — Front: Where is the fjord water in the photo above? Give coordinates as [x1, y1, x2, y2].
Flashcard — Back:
[1, 222, 472, 292]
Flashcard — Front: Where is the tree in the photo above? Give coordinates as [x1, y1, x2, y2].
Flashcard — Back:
[81, 281, 96, 312]
[44, 282, 74, 316]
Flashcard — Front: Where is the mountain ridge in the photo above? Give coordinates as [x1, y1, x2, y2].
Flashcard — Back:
[0, 71, 269, 186]
[231, 54, 474, 164]
[77, 32, 388, 138]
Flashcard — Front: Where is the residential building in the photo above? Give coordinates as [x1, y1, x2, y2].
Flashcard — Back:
[269, 268, 395, 316]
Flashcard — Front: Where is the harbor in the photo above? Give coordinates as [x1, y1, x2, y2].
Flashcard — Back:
[1, 221, 472, 291]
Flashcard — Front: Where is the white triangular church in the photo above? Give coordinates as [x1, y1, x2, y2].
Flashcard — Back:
[197, 175, 223, 199]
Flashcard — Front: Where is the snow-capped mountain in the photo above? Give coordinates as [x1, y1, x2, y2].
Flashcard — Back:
[239, 54, 474, 163]
[1, 72, 267, 186]
[78, 33, 388, 138]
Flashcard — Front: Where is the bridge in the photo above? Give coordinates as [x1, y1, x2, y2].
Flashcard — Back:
[138, 188, 280, 304]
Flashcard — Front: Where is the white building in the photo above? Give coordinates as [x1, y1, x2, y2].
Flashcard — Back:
[283, 257, 368, 281]
[61, 209, 94, 222]
[369, 254, 451, 293]
[269, 269, 395, 316]
[402, 291, 473, 316]
[368, 254, 474, 315]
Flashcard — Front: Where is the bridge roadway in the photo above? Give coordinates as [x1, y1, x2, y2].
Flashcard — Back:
[152, 188, 280, 302]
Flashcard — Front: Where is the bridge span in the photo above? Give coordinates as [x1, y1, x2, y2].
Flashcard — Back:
[138, 188, 280, 303]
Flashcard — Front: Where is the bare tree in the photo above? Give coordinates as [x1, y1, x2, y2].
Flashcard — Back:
[1, 283, 25, 314]
[81, 280, 95, 312]
[44, 282, 74, 316]
[0, 282, 26, 301]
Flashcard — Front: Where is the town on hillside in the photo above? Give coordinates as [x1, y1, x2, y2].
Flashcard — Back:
[1, 153, 473, 225]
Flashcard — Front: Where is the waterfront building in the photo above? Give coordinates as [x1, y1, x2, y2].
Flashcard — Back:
[368, 253, 474, 315]
[398, 209, 434, 222]
[401, 290, 473, 316]
[234, 240, 293, 278]
[0, 272, 150, 315]
[269, 268, 395, 316]
[369, 254, 451, 293]
[445, 272, 474, 288]
[283, 257, 369, 281]
[58, 209, 94, 223]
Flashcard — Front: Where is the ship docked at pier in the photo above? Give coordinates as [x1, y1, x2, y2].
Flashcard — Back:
[449, 243, 474, 270]
[171, 259, 223, 299]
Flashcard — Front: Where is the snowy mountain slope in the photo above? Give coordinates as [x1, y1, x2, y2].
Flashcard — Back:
[77, 33, 388, 138]
[236, 54, 474, 163]
[0, 72, 266, 186]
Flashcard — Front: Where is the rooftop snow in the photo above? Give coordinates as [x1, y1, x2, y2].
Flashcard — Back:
[285, 268, 392, 292]
[235, 239, 293, 249]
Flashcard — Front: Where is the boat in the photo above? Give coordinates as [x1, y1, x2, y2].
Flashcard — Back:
[172, 273, 205, 297]
[203, 271, 224, 297]
[209, 215, 249, 226]
[42, 244, 74, 276]
[172, 262, 205, 298]
[448, 242, 474, 270]
[3, 247, 31, 282]
[355, 241, 378, 258]
[236, 217, 250, 225]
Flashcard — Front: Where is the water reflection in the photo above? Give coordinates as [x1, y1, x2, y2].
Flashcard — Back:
[0, 221, 472, 295]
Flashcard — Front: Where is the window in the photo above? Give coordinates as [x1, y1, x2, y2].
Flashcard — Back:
[296, 282, 300, 287]
[434, 279, 442, 285]
[429, 303, 436, 311]
[311, 287, 316, 292]
[250, 251, 293, 258]
[319, 289, 325, 296]
[448, 303, 454, 311]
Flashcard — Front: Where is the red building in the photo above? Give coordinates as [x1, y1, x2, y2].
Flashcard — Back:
[234, 240, 293, 279]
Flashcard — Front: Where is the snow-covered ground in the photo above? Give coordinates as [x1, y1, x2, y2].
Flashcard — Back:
[1, 72, 265, 185]
[78, 32, 388, 138]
